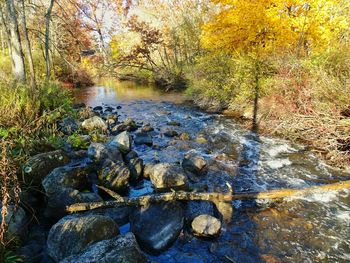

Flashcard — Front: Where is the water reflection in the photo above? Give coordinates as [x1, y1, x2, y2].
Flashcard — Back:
[73, 79, 184, 106]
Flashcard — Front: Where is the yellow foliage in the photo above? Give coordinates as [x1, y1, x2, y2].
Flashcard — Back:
[202, 0, 350, 57]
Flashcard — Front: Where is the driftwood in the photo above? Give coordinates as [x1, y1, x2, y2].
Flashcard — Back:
[66, 180, 350, 213]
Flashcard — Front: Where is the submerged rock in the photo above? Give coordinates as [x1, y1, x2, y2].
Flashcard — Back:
[23, 150, 70, 186]
[167, 121, 181, 126]
[60, 233, 147, 263]
[130, 202, 184, 254]
[141, 124, 154, 133]
[47, 215, 119, 262]
[150, 163, 188, 190]
[134, 132, 153, 146]
[164, 129, 178, 138]
[109, 131, 132, 154]
[191, 214, 221, 238]
[82, 116, 107, 132]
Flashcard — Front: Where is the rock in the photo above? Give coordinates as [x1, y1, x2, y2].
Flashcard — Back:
[143, 163, 153, 179]
[93, 106, 103, 111]
[1, 205, 27, 239]
[123, 117, 138, 131]
[179, 132, 191, 141]
[45, 188, 102, 219]
[42, 164, 91, 194]
[141, 124, 154, 133]
[128, 158, 144, 182]
[111, 123, 128, 134]
[47, 215, 119, 262]
[164, 129, 178, 138]
[195, 135, 208, 144]
[82, 206, 130, 226]
[99, 160, 130, 192]
[109, 131, 132, 154]
[191, 215, 221, 237]
[124, 150, 138, 163]
[82, 116, 107, 132]
[59, 117, 79, 135]
[134, 132, 153, 146]
[130, 202, 184, 254]
[182, 155, 207, 176]
[23, 150, 70, 186]
[150, 163, 188, 190]
[73, 103, 86, 109]
[88, 143, 123, 163]
[185, 201, 215, 223]
[167, 121, 181, 126]
[60, 233, 147, 263]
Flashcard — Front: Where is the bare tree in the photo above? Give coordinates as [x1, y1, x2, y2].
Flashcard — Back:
[45, 0, 55, 81]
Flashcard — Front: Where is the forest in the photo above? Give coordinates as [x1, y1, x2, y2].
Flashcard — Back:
[0, 0, 349, 262]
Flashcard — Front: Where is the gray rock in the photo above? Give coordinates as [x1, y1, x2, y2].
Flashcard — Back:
[99, 160, 130, 192]
[109, 131, 132, 154]
[143, 163, 154, 179]
[141, 124, 154, 133]
[130, 202, 184, 254]
[134, 133, 153, 146]
[1, 205, 27, 239]
[42, 165, 91, 194]
[59, 117, 79, 135]
[185, 201, 215, 223]
[60, 233, 147, 263]
[150, 163, 188, 190]
[123, 117, 138, 131]
[82, 206, 130, 226]
[23, 150, 70, 186]
[182, 155, 207, 176]
[164, 130, 178, 137]
[191, 215, 221, 237]
[45, 188, 102, 219]
[111, 123, 128, 134]
[128, 158, 144, 182]
[88, 143, 123, 163]
[47, 215, 119, 262]
[82, 116, 107, 132]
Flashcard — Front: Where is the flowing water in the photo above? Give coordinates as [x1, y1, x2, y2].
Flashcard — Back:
[75, 80, 350, 263]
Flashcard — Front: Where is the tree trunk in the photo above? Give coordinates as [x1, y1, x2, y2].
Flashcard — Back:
[45, 0, 54, 81]
[20, 0, 35, 88]
[5, 0, 26, 82]
[0, 5, 14, 69]
[66, 180, 350, 213]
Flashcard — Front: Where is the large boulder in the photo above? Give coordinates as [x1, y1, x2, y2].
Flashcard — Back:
[182, 154, 207, 176]
[98, 160, 130, 193]
[47, 215, 119, 262]
[191, 215, 221, 238]
[60, 233, 147, 263]
[109, 131, 132, 154]
[150, 163, 188, 190]
[0, 205, 27, 239]
[87, 143, 123, 163]
[23, 150, 70, 186]
[82, 116, 107, 132]
[130, 202, 184, 254]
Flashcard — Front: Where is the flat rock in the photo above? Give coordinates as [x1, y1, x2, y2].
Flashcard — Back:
[47, 215, 119, 262]
[60, 233, 147, 263]
[130, 202, 184, 254]
[191, 214, 221, 237]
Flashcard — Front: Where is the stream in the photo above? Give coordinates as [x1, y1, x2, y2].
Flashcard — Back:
[74, 80, 350, 263]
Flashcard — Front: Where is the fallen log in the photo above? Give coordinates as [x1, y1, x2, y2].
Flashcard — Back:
[67, 180, 350, 213]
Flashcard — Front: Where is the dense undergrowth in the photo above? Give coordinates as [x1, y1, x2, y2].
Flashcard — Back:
[0, 80, 74, 260]
[186, 48, 350, 169]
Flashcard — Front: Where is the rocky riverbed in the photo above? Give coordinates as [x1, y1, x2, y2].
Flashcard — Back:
[4, 97, 350, 263]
